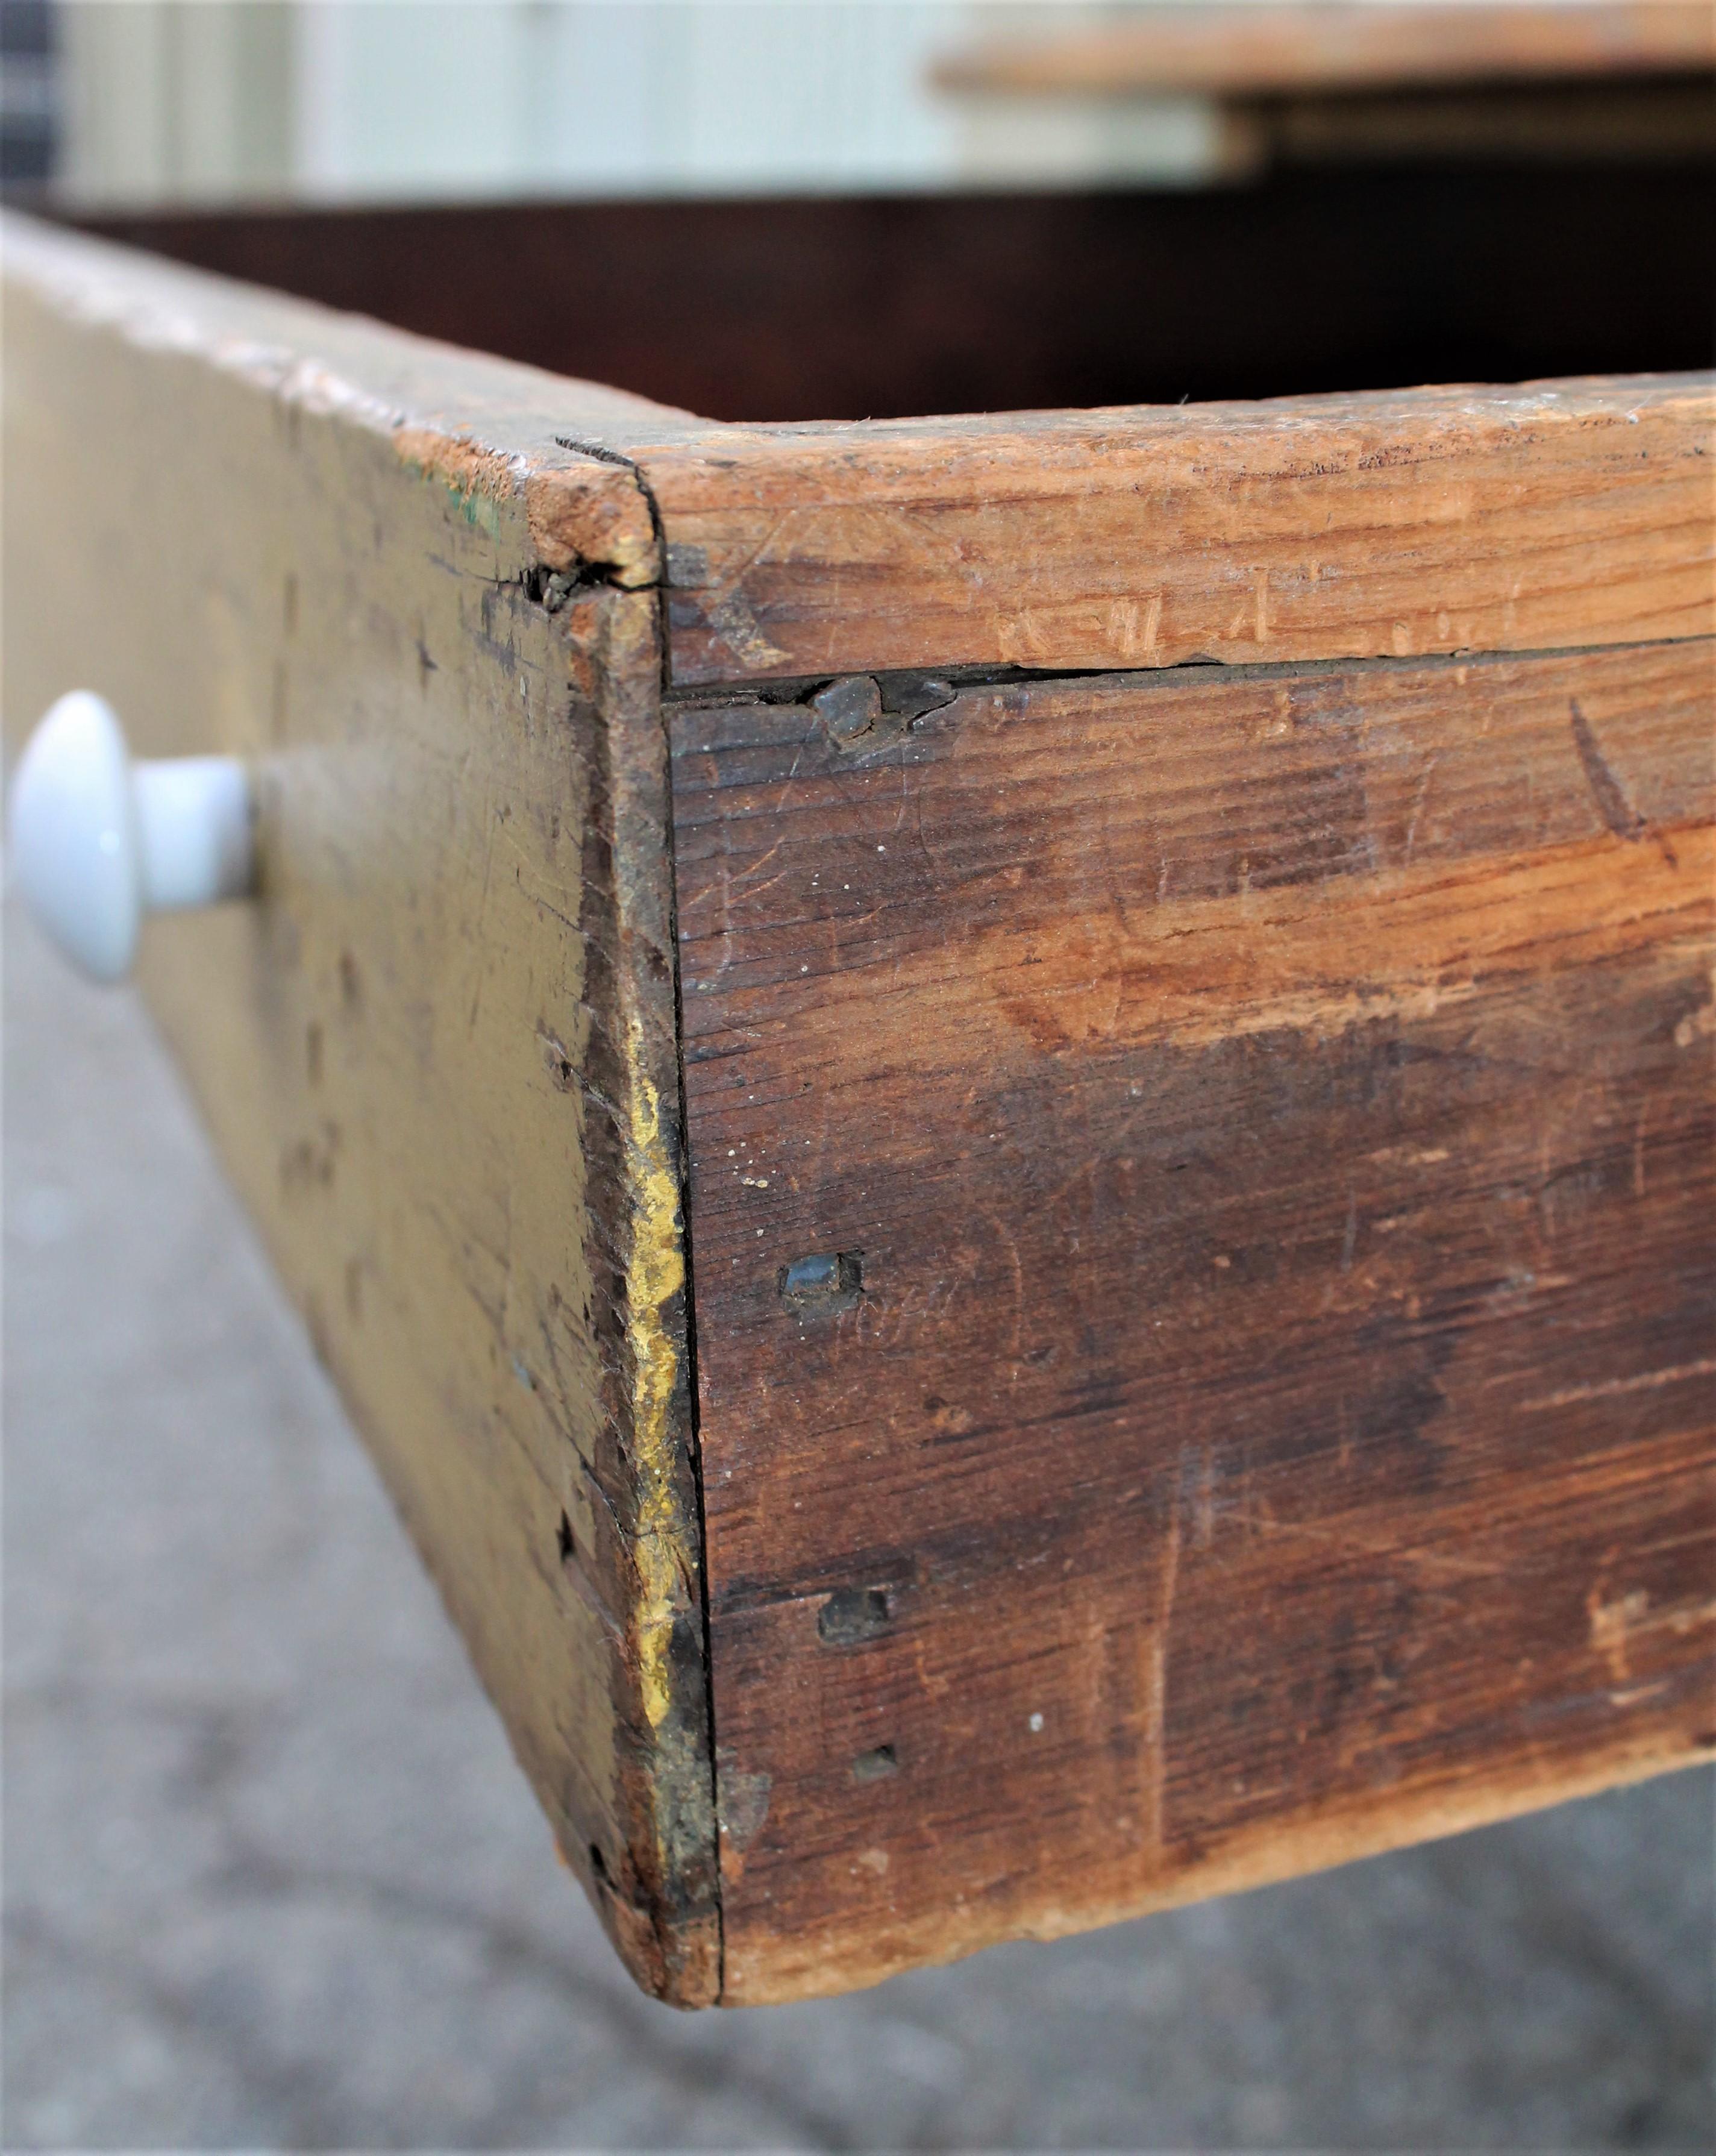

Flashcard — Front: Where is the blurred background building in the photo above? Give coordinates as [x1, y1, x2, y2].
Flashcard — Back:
[8, 0, 1710, 216]
[5, 0, 1244, 207]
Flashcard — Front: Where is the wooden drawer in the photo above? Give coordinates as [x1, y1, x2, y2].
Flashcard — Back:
[4, 195, 1711, 2008]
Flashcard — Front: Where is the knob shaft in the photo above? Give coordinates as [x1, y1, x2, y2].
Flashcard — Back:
[7, 691, 254, 983]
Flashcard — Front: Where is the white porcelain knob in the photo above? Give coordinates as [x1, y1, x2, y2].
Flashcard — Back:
[7, 691, 255, 983]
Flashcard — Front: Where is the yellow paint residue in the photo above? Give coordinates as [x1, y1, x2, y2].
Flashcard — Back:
[622, 1012, 687, 1734]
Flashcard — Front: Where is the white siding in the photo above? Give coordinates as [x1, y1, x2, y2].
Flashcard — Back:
[57, 0, 1227, 208]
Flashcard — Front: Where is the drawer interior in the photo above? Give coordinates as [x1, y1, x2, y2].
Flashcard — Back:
[83, 163, 1713, 424]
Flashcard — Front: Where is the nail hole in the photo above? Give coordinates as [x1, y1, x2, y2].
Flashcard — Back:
[811, 674, 882, 745]
[587, 1843, 608, 1882]
[780, 1250, 863, 1315]
[818, 1586, 892, 1647]
[556, 1511, 575, 1564]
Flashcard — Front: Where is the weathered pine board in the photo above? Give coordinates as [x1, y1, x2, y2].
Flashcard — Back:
[932, 2, 1716, 97]
[1, 218, 718, 2001]
[618, 378, 1715, 685]
[932, 3, 1716, 177]
[668, 641, 1716, 2001]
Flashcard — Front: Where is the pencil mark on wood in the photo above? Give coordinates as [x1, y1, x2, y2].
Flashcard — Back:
[1523, 1356, 1716, 1412]
[1570, 697, 1649, 842]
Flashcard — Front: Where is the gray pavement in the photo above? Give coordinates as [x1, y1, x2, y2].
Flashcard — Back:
[5, 900, 1712, 2152]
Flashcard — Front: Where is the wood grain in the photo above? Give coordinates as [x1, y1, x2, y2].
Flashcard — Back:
[8, 211, 1714, 2008]
[69, 213, 1708, 692]
[1, 215, 719, 2002]
[669, 640, 1716, 2001]
[57, 216, 1714, 695]
[1245, 78, 1716, 165]
[933, 3, 1716, 98]
[628, 377, 1715, 685]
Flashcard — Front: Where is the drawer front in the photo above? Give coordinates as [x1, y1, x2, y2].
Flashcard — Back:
[1, 218, 719, 2002]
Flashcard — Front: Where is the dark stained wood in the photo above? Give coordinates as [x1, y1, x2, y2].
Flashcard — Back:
[668, 639, 1716, 2001]
[630, 377, 1714, 686]
[1244, 79, 1716, 166]
[81, 164, 1716, 427]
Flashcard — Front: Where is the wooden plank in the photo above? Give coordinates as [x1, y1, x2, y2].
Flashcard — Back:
[668, 639, 1716, 2001]
[71, 218, 1708, 691]
[1249, 79, 1716, 165]
[0, 215, 720, 2002]
[625, 377, 1715, 685]
[933, 4, 1716, 99]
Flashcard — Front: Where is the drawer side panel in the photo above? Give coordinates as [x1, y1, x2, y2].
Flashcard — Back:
[671, 642, 1716, 2002]
[633, 377, 1716, 685]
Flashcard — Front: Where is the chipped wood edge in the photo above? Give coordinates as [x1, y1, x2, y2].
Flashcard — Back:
[580, 589, 722, 2005]
[616, 374, 1716, 686]
[732, 1732, 1712, 2005]
[2, 211, 674, 588]
[391, 427, 659, 587]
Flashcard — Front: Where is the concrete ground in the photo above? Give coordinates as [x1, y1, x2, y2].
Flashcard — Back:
[5, 900, 1712, 2153]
